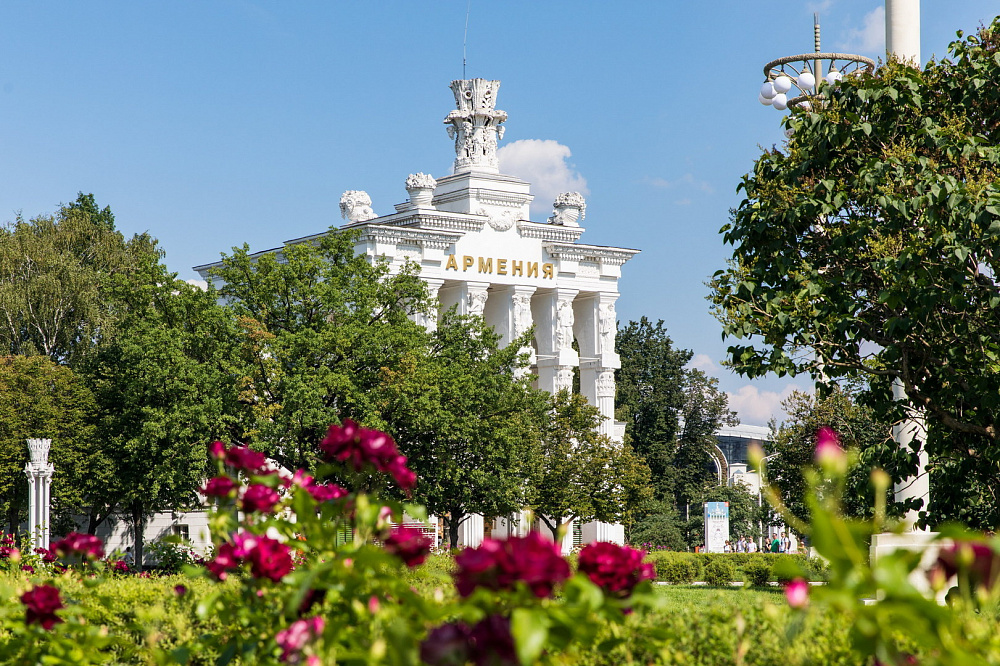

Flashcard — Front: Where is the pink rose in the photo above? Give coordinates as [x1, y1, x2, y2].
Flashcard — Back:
[52, 532, 105, 560]
[319, 420, 417, 494]
[21, 584, 64, 630]
[935, 541, 1000, 591]
[454, 532, 570, 598]
[241, 484, 281, 513]
[578, 542, 655, 596]
[784, 578, 809, 608]
[247, 535, 295, 582]
[276, 616, 324, 663]
[201, 476, 237, 498]
[383, 527, 432, 567]
[814, 426, 846, 470]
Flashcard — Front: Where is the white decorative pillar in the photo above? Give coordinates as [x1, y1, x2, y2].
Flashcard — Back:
[438, 281, 491, 318]
[417, 278, 445, 331]
[484, 285, 537, 375]
[885, 0, 920, 65]
[532, 288, 579, 394]
[892, 379, 929, 529]
[24, 438, 54, 550]
[575, 293, 621, 439]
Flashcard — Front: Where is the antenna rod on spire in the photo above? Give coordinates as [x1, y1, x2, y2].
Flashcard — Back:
[463, 0, 471, 80]
[813, 13, 821, 94]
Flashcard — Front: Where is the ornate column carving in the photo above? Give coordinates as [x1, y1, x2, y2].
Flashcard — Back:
[416, 278, 445, 331]
[438, 281, 491, 317]
[533, 288, 579, 394]
[575, 293, 621, 439]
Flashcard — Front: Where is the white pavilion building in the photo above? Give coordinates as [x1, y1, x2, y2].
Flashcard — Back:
[195, 78, 640, 553]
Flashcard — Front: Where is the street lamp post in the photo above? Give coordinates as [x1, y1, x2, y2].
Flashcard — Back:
[758, 14, 874, 113]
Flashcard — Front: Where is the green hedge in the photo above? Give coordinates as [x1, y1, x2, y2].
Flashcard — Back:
[644, 552, 828, 584]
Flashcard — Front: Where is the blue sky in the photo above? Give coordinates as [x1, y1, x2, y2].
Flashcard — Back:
[0, 1, 996, 425]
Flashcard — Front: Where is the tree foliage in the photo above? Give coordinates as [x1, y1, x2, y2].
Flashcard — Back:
[529, 391, 652, 541]
[711, 20, 1000, 455]
[766, 388, 902, 528]
[375, 313, 546, 548]
[0, 356, 104, 535]
[209, 230, 432, 472]
[80, 257, 239, 565]
[0, 193, 158, 364]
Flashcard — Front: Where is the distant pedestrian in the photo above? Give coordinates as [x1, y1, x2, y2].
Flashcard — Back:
[747, 539, 758, 553]
[724, 540, 732, 553]
[782, 532, 792, 553]
[770, 533, 781, 553]
[737, 536, 747, 553]
[124, 547, 134, 569]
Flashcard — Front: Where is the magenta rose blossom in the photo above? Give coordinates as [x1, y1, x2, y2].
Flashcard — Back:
[276, 616, 324, 664]
[578, 542, 655, 596]
[319, 420, 417, 493]
[52, 532, 105, 560]
[454, 532, 570, 598]
[201, 476, 237, 498]
[420, 616, 516, 666]
[207, 533, 294, 582]
[241, 484, 281, 513]
[248, 535, 295, 581]
[814, 426, 846, 470]
[34, 547, 56, 563]
[21, 584, 64, 630]
[292, 471, 349, 502]
[784, 578, 809, 608]
[211, 441, 273, 476]
[935, 541, 1000, 591]
[383, 527, 432, 567]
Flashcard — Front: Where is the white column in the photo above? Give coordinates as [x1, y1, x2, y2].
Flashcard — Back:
[24, 438, 54, 550]
[885, 0, 920, 65]
[438, 281, 490, 318]
[417, 278, 445, 331]
[532, 288, 579, 393]
[458, 514, 485, 548]
[575, 293, 620, 439]
[892, 380, 929, 530]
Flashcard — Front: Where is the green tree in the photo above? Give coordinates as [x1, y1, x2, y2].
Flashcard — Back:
[81, 258, 239, 566]
[0, 356, 105, 536]
[766, 388, 902, 528]
[614, 318, 690, 502]
[374, 312, 547, 549]
[528, 390, 652, 542]
[710, 21, 1000, 469]
[209, 229, 432, 472]
[0, 193, 158, 364]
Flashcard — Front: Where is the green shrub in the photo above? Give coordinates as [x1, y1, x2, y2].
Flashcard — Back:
[646, 552, 698, 584]
[743, 560, 771, 587]
[703, 558, 736, 586]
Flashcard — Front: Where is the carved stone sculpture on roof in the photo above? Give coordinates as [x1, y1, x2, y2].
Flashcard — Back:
[444, 79, 508, 173]
[339, 190, 377, 223]
[548, 192, 587, 227]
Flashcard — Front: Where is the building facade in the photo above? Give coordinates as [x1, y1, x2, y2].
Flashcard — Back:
[196, 78, 639, 552]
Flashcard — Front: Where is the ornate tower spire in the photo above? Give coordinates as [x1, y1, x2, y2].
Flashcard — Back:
[444, 79, 508, 174]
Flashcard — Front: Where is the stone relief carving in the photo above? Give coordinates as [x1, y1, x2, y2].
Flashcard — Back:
[467, 290, 488, 317]
[547, 192, 587, 227]
[444, 79, 508, 173]
[512, 295, 532, 338]
[556, 299, 575, 350]
[597, 370, 616, 396]
[339, 190, 377, 223]
[555, 367, 575, 392]
[599, 303, 616, 353]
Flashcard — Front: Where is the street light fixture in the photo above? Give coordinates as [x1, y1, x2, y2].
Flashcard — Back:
[759, 13, 875, 112]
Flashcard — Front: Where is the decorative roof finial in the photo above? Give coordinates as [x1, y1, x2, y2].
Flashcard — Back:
[444, 79, 507, 175]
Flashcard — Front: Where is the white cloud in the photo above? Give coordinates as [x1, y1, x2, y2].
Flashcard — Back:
[840, 6, 885, 54]
[646, 173, 714, 195]
[186, 279, 208, 291]
[807, 0, 833, 13]
[687, 354, 718, 373]
[726, 383, 806, 426]
[497, 139, 588, 216]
